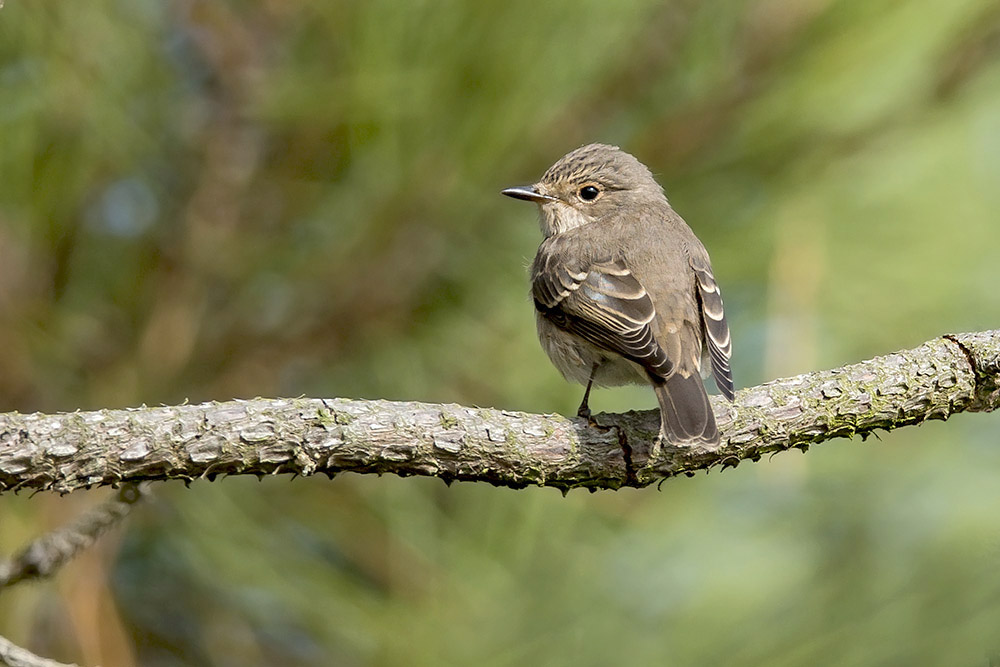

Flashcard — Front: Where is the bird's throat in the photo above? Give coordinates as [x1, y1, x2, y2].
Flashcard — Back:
[539, 202, 592, 237]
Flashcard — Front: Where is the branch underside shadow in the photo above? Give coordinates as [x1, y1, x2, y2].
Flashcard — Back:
[0, 331, 997, 495]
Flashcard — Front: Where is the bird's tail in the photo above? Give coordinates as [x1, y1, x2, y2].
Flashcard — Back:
[652, 372, 719, 446]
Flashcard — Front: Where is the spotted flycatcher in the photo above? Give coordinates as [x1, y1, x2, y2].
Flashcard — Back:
[502, 143, 734, 446]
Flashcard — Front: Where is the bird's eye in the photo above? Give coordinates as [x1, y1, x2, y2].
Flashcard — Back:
[579, 185, 600, 201]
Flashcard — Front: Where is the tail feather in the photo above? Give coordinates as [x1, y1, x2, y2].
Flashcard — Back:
[652, 372, 719, 446]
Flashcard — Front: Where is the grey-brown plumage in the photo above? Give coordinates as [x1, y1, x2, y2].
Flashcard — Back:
[502, 143, 734, 446]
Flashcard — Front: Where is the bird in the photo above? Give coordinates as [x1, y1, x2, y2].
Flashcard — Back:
[501, 143, 734, 446]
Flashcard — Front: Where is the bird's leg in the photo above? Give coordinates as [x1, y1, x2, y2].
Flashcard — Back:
[576, 363, 599, 419]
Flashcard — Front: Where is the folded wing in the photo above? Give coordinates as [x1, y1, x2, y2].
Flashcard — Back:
[532, 251, 674, 380]
[689, 252, 734, 400]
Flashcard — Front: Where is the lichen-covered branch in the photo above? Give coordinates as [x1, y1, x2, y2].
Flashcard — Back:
[0, 331, 997, 494]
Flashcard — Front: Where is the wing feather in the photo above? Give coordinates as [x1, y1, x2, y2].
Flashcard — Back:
[689, 254, 734, 400]
[532, 250, 674, 379]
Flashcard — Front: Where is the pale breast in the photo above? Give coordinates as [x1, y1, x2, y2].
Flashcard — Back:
[535, 313, 647, 387]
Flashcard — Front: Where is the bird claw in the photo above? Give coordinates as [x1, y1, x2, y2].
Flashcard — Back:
[650, 434, 664, 461]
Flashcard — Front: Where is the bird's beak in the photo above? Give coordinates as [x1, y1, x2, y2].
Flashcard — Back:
[501, 185, 557, 204]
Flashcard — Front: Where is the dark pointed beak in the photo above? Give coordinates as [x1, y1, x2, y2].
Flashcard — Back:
[501, 185, 557, 204]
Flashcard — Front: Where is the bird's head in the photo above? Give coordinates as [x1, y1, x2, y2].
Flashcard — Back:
[501, 143, 663, 237]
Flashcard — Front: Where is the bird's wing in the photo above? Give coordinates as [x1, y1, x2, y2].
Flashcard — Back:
[532, 245, 674, 379]
[689, 251, 734, 400]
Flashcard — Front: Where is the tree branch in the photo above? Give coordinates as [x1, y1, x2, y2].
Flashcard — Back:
[0, 331, 997, 494]
[0, 483, 146, 589]
[0, 487, 145, 667]
[0, 635, 80, 667]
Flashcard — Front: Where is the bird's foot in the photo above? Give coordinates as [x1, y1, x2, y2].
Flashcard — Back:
[649, 434, 664, 462]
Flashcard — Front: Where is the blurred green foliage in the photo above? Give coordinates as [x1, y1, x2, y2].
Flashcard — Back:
[2, 0, 1000, 665]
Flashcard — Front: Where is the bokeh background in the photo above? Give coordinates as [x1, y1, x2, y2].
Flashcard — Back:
[2, 0, 1000, 665]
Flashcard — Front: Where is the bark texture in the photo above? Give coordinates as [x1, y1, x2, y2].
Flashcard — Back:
[0, 331, 997, 494]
